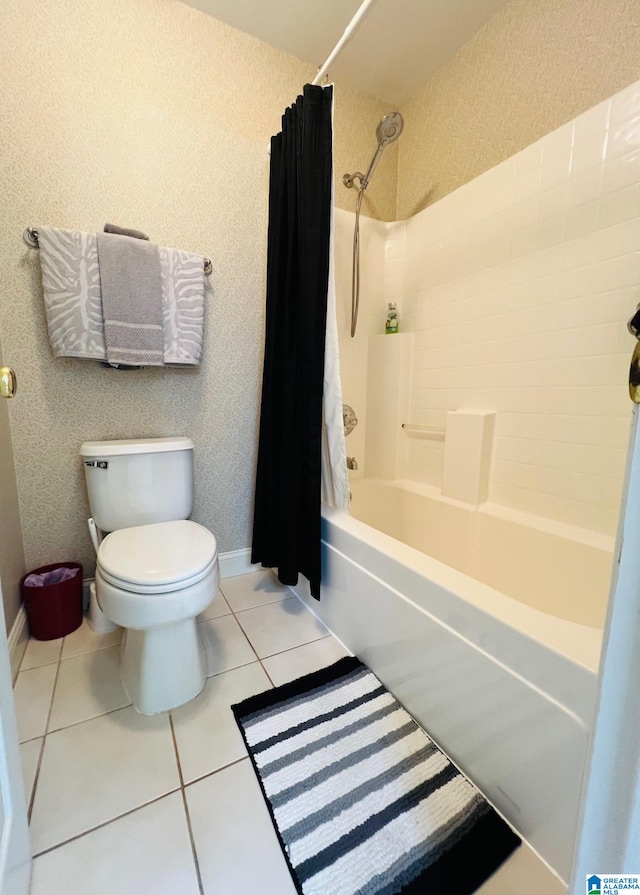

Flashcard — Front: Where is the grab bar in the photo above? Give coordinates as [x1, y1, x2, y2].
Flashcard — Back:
[401, 423, 445, 439]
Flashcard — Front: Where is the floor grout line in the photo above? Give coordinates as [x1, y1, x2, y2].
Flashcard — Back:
[169, 715, 205, 895]
[204, 658, 256, 678]
[220, 575, 331, 667]
[229, 579, 348, 685]
[19, 649, 63, 675]
[31, 787, 184, 859]
[179, 787, 205, 895]
[215, 577, 342, 686]
[183, 756, 249, 790]
[204, 578, 336, 729]
[18, 631, 123, 676]
[219, 593, 271, 669]
[229, 598, 290, 615]
[19, 733, 48, 746]
[220, 587, 282, 688]
[168, 714, 185, 789]
[28, 646, 64, 822]
[41, 701, 133, 737]
[258, 655, 277, 688]
[26, 736, 46, 824]
[57, 640, 123, 662]
[18, 660, 59, 673]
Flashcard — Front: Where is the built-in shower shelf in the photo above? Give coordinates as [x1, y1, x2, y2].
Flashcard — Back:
[401, 423, 445, 439]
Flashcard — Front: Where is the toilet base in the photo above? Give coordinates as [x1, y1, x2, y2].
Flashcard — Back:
[121, 618, 205, 714]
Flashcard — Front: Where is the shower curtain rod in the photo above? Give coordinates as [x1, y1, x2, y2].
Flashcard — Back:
[311, 0, 379, 85]
[265, 1, 378, 156]
[22, 227, 213, 276]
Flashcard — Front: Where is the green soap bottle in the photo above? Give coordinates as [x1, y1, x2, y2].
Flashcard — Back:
[385, 302, 399, 334]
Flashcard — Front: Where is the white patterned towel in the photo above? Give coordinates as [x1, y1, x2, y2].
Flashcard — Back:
[160, 246, 205, 366]
[38, 227, 107, 361]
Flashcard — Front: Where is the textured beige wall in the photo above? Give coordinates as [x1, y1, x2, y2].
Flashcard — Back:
[0, 0, 392, 576]
[398, 0, 640, 218]
[0, 333, 26, 633]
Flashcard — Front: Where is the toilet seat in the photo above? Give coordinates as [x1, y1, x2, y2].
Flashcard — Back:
[97, 519, 217, 594]
[98, 555, 218, 595]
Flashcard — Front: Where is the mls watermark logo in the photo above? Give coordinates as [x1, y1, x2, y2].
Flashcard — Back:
[588, 875, 640, 894]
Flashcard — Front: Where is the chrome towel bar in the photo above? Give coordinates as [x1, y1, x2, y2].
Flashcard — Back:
[23, 227, 213, 276]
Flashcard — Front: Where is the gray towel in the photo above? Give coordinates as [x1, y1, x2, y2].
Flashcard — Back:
[104, 223, 150, 240]
[96, 233, 164, 367]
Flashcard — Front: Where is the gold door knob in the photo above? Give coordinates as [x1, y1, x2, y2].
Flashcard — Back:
[0, 367, 17, 399]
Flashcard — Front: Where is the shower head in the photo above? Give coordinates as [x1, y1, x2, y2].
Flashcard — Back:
[354, 111, 404, 191]
[376, 112, 404, 147]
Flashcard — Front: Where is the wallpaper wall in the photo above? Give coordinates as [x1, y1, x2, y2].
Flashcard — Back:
[397, 0, 640, 218]
[0, 0, 393, 578]
[0, 332, 25, 633]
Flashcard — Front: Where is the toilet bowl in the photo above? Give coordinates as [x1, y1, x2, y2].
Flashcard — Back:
[80, 437, 220, 715]
[88, 581, 119, 634]
[96, 520, 219, 714]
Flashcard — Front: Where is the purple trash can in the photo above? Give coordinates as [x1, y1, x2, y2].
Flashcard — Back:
[21, 562, 83, 640]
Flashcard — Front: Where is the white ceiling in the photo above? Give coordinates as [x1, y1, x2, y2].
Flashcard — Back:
[183, 0, 510, 104]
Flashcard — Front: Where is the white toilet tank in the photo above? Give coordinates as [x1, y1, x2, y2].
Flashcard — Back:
[80, 437, 195, 533]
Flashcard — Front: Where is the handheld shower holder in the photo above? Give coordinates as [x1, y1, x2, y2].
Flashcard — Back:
[343, 172, 365, 190]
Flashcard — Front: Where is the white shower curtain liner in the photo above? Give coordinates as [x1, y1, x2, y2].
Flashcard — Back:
[321, 87, 350, 512]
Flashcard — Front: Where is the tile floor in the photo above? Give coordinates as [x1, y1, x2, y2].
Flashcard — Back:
[14, 570, 565, 894]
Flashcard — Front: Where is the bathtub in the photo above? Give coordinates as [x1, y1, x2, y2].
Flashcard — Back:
[290, 478, 612, 883]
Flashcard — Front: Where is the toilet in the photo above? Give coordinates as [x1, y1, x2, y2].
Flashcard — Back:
[79, 437, 219, 715]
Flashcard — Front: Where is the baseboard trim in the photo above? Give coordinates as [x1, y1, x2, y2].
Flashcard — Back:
[219, 548, 261, 579]
[8, 604, 28, 683]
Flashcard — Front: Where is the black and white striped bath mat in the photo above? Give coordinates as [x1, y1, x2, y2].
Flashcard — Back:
[232, 656, 520, 895]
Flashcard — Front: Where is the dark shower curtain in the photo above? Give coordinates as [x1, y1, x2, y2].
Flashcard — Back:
[251, 83, 333, 600]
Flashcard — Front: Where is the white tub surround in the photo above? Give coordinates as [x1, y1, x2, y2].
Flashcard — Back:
[365, 334, 413, 479]
[339, 79, 640, 540]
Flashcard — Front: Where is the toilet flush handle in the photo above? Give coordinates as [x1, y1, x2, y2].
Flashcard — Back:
[84, 460, 109, 469]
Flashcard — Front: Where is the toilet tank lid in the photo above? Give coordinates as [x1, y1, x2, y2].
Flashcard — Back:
[80, 437, 194, 458]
